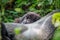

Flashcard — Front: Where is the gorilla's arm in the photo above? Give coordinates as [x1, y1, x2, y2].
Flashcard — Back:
[1, 23, 11, 40]
[35, 9, 60, 24]
[1, 23, 28, 40]
[3, 16, 54, 40]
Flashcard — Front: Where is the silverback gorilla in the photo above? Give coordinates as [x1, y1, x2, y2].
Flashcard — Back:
[14, 12, 40, 24]
[1, 10, 60, 40]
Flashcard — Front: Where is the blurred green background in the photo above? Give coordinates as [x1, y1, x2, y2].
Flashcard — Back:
[0, 0, 60, 22]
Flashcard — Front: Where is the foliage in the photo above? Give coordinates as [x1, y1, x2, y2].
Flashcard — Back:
[52, 12, 60, 27]
[52, 29, 60, 40]
[52, 12, 60, 40]
[1, 0, 60, 22]
[14, 27, 21, 35]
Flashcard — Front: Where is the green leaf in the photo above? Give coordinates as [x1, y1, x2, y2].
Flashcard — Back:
[15, 8, 24, 13]
[2, 0, 9, 4]
[52, 29, 60, 40]
[14, 27, 21, 35]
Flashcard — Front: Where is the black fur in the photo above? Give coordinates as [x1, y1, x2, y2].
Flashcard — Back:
[14, 12, 40, 24]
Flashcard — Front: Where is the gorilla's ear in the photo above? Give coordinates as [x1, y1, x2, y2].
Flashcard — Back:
[14, 18, 20, 23]
[14, 17, 24, 23]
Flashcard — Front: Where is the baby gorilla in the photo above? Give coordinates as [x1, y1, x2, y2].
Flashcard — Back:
[14, 12, 40, 24]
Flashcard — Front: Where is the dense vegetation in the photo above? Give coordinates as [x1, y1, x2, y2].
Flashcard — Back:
[1, 0, 60, 22]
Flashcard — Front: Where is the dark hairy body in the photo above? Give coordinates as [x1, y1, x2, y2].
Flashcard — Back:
[1, 10, 60, 40]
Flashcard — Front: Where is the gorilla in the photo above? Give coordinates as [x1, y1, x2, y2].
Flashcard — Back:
[14, 12, 40, 24]
[1, 10, 60, 40]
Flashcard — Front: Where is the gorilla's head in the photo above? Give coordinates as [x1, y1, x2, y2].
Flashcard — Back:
[14, 12, 41, 24]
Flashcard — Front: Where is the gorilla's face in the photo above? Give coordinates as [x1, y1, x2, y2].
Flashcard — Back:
[21, 17, 34, 24]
